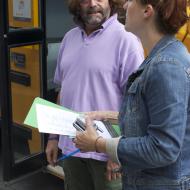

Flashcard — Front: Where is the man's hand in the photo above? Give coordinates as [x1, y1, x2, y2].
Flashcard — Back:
[46, 140, 58, 166]
[106, 160, 121, 181]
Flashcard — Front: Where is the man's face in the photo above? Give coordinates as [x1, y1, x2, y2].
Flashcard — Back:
[79, 0, 111, 27]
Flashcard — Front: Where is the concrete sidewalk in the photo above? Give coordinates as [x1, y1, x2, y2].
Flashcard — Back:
[0, 154, 65, 190]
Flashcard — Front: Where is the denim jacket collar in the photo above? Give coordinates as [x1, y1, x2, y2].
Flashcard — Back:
[124, 35, 178, 93]
[139, 35, 177, 71]
[148, 35, 177, 59]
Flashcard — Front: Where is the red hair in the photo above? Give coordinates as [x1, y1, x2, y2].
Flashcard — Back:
[138, 0, 189, 34]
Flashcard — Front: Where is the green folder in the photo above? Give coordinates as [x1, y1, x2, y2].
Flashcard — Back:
[111, 124, 121, 136]
[24, 97, 75, 128]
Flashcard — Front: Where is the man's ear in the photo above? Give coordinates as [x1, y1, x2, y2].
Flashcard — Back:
[143, 4, 154, 18]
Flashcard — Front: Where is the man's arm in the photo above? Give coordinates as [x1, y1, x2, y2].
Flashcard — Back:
[46, 92, 60, 166]
[48, 92, 60, 139]
[85, 111, 118, 124]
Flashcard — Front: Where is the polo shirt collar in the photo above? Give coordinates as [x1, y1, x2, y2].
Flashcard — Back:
[80, 14, 118, 35]
[102, 14, 118, 29]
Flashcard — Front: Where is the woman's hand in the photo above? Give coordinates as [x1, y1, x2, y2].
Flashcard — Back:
[106, 160, 121, 181]
[74, 117, 98, 152]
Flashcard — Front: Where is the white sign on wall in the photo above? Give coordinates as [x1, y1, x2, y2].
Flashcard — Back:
[13, 0, 32, 20]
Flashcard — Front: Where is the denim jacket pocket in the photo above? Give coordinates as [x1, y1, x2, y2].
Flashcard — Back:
[119, 79, 140, 136]
[127, 79, 140, 113]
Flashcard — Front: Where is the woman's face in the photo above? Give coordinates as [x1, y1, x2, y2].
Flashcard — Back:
[123, 0, 145, 35]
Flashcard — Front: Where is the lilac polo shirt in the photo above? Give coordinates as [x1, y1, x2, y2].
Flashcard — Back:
[54, 14, 144, 161]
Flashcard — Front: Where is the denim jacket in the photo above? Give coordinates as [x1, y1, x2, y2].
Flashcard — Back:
[108, 36, 190, 190]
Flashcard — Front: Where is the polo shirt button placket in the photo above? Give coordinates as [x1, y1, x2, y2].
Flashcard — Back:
[84, 38, 89, 46]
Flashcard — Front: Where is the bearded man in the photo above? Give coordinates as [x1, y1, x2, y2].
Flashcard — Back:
[46, 0, 144, 190]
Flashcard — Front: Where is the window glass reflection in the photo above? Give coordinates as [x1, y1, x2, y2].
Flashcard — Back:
[10, 44, 42, 161]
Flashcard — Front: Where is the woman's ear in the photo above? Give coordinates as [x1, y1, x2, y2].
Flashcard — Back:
[143, 4, 154, 18]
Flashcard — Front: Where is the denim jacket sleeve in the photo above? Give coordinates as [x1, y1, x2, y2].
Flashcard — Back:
[117, 60, 190, 170]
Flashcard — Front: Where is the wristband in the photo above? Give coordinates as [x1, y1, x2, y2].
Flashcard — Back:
[95, 136, 103, 152]
[48, 136, 59, 141]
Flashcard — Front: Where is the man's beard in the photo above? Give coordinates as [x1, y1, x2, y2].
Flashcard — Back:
[81, 7, 110, 26]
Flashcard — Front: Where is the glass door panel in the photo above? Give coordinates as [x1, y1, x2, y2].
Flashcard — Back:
[8, 0, 40, 29]
[46, 0, 75, 102]
[46, 0, 75, 40]
[47, 42, 60, 91]
[10, 44, 42, 161]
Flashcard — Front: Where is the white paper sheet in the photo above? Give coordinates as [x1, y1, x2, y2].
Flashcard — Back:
[36, 104, 78, 136]
[36, 104, 112, 138]
[95, 120, 111, 138]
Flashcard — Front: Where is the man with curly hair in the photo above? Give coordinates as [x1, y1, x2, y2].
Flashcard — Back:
[46, 0, 144, 190]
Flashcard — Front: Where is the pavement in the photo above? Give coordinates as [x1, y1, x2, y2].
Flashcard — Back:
[0, 149, 65, 190]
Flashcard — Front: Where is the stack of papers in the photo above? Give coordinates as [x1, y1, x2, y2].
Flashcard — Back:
[35, 104, 79, 137]
[24, 97, 118, 138]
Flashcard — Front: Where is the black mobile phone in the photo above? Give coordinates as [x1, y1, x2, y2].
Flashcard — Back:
[73, 118, 103, 133]
[73, 118, 85, 131]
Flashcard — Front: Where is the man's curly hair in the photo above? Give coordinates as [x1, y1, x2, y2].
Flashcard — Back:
[68, 0, 125, 26]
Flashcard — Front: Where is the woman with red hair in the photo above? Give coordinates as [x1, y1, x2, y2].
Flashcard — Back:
[75, 0, 190, 189]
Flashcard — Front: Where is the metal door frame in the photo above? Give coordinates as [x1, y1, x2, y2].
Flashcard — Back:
[0, 0, 47, 181]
